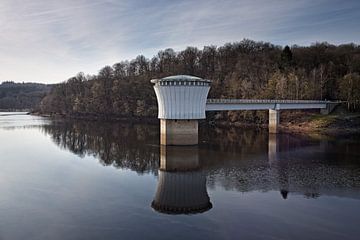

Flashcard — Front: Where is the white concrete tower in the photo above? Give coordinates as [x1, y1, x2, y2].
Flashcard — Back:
[151, 75, 211, 145]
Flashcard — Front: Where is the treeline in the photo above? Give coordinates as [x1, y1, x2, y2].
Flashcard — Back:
[0, 81, 51, 110]
[39, 39, 360, 122]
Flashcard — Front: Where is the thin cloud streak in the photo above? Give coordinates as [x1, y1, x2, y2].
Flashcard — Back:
[0, 0, 359, 83]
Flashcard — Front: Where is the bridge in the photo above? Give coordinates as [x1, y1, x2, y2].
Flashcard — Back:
[206, 99, 331, 111]
[151, 75, 338, 145]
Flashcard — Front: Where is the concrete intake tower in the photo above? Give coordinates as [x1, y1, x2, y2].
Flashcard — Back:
[151, 75, 211, 145]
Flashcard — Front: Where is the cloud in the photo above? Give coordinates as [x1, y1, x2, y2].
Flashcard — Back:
[0, 0, 359, 83]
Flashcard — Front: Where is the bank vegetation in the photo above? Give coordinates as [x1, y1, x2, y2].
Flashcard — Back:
[38, 40, 360, 124]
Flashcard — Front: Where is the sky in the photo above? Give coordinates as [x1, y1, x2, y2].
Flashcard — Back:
[0, 0, 359, 84]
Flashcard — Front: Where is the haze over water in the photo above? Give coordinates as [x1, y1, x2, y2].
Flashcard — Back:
[0, 114, 360, 240]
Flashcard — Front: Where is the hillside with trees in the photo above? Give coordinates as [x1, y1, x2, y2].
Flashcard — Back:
[39, 39, 360, 123]
[0, 82, 51, 110]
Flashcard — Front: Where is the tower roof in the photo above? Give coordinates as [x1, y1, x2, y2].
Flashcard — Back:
[151, 75, 211, 84]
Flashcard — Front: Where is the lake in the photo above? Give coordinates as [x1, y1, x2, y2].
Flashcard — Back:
[0, 113, 359, 240]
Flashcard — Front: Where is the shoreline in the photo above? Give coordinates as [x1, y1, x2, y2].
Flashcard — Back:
[209, 113, 360, 137]
[31, 112, 159, 124]
[31, 112, 360, 137]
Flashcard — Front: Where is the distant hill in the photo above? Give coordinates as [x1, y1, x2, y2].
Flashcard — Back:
[0, 81, 52, 111]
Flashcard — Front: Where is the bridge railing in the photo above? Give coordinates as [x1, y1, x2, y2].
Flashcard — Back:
[206, 99, 333, 104]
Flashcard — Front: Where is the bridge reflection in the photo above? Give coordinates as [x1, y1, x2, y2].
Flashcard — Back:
[152, 146, 212, 214]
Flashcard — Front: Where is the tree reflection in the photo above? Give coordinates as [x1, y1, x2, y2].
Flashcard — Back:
[39, 120, 360, 200]
[204, 133, 360, 200]
[41, 120, 160, 174]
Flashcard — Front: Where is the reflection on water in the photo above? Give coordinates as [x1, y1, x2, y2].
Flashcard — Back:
[152, 146, 212, 214]
[35, 119, 360, 204]
[39, 120, 360, 201]
[1, 116, 360, 239]
[41, 121, 160, 174]
[0, 112, 49, 129]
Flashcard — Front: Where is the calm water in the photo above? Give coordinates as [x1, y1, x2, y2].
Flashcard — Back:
[0, 113, 360, 240]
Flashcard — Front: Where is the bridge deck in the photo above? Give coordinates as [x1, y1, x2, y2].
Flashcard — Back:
[205, 99, 334, 111]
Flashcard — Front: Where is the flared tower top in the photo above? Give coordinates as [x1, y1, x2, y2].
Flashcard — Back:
[150, 75, 211, 84]
[150, 75, 211, 119]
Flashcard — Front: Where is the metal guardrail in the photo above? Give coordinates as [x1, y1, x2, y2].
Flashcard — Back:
[206, 99, 337, 104]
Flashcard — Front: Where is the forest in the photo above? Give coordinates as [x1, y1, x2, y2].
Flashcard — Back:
[39, 39, 360, 123]
[0, 82, 51, 110]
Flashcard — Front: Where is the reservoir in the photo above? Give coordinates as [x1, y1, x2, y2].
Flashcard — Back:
[0, 113, 359, 240]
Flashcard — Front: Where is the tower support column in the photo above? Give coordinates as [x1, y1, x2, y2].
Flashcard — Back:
[160, 119, 198, 145]
[269, 109, 280, 134]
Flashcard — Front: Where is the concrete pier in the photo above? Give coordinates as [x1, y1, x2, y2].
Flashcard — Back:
[269, 109, 280, 134]
[160, 119, 198, 145]
[320, 103, 337, 115]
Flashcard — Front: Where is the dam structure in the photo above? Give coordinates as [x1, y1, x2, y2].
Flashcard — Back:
[151, 75, 337, 145]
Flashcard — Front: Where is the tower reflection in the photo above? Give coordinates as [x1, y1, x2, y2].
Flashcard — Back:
[151, 145, 212, 214]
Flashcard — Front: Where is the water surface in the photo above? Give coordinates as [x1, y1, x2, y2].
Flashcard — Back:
[0, 114, 359, 240]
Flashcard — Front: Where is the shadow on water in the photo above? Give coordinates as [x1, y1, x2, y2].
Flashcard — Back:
[38, 119, 360, 213]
